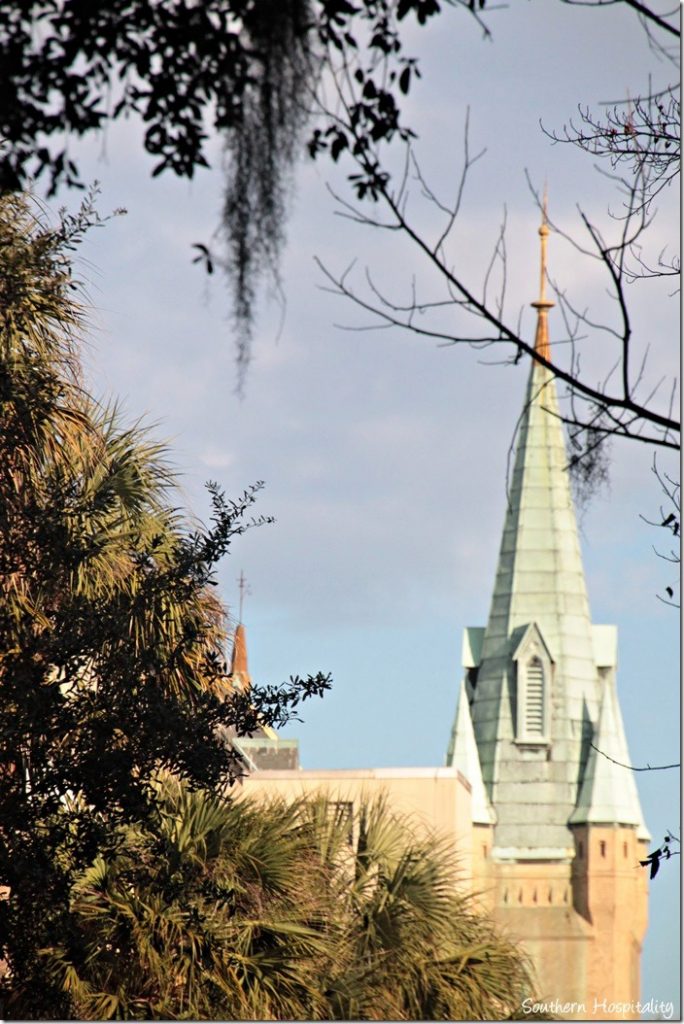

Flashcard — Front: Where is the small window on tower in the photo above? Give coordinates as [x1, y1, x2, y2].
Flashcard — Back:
[600, 840, 607, 858]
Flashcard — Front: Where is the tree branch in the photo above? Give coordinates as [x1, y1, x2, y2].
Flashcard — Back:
[590, 743, 680, 771]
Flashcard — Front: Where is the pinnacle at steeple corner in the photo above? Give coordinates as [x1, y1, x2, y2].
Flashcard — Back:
[569, 672, 649, 837]
[447, 680, 496, 826]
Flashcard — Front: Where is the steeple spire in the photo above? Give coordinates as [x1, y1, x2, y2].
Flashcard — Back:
[231, 571, 252, 690]
[229, 622, 251, 691]
[464, 207, 604, 854]
[530, 191, 554, 361]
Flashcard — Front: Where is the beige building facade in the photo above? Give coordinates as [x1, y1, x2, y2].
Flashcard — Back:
[234, 213, 650, 1020]
[243, 766, 474, 861]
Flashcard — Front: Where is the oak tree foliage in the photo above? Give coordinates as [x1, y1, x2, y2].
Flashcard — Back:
[0, 189, 330, 1015]
[0, 0, 480, 382]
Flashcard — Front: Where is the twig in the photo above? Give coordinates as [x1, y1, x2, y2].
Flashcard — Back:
[590, 743, 679, 771]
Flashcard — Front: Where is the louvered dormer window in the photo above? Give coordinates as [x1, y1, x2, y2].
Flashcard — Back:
[512, 624, 552, 745]
[525, 657, 545, 736]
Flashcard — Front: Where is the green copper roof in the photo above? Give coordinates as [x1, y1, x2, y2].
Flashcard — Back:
[468, 356, 604, 852]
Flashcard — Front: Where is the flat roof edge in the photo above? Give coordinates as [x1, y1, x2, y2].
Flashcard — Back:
[245, 765, 464, 782]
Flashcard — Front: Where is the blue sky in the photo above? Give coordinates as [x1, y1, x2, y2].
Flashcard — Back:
[57, 0, 680, 1013]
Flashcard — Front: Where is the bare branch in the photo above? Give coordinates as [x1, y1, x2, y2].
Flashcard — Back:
[559, 0, 680, 39]
[312, 21, 679, 480]
[590, 743, 679, 771]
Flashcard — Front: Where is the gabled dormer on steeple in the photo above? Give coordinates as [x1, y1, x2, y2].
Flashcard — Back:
[511, 623, 554, 746]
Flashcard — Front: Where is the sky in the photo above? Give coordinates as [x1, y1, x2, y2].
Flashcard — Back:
[48, 0, 680, 1014]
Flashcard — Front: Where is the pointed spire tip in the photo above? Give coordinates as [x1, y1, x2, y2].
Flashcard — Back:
[531, 188, 554, 359]
[230, 622, 251, 691]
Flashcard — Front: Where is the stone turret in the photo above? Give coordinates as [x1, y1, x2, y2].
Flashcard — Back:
[448, 679, 496, 827]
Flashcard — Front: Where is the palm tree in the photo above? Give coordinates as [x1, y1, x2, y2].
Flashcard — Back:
[0, 192, 237, 808]
[43, 783, 540, 1020]
[42, 778, 330, 1020]
[297, 794, 537, 1021]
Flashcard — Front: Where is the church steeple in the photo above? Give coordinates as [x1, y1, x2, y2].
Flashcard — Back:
[460, 209, 618, 855]
[230, 570, 252, 692]
[442, 208, 649, 1013]
[225, 614, 291, 763]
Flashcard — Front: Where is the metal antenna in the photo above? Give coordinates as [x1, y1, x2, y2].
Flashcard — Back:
[237, 570, 251, 623]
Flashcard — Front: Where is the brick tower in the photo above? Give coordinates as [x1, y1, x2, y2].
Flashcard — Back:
[446, 208, 649, 1019]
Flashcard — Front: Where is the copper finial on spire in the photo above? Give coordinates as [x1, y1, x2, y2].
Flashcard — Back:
[530, 187, 554, 361]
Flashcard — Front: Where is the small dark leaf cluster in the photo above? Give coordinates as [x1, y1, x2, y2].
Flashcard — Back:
[0, 0, 438, 195]
[311, 1, 437, 200]
[640, 832, 679, 880]
[0, 0, 473, 385]
[0, 1, 260, 193]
